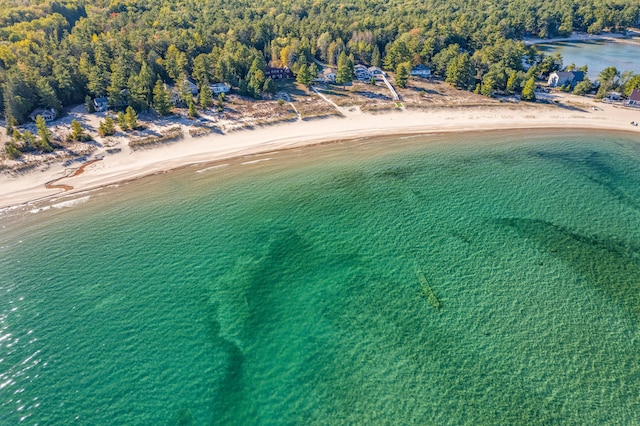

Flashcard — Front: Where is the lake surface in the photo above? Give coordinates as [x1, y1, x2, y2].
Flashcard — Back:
[2, 130, 640, 424]
[538, 40, 640, 79]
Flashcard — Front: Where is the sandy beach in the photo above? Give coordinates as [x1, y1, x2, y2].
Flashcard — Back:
[2, 92, 640, 210]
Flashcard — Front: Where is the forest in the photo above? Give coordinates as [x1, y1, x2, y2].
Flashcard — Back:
[1, 0, 640, 126]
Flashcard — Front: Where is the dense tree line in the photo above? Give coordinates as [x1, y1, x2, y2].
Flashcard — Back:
[1, 0, 640, 125]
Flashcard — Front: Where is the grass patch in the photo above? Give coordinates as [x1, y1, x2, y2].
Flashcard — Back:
[129, 126, 184, 150]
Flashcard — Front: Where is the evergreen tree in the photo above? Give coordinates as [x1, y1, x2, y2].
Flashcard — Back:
[572, 79, 592, 96]
[506, 71, 518, 94]
[296, 63, 313, 86]
[125, 106, 138, 129]
[336, 51, 353, 87]
[98, 116, 116, 137]
[445, 53, 474, 89]
[188, 98, 198, 118]
[263, 78, 276, 94]
[35, 115, 53, 152]
[107, 60, 128, 109]
[117, 111, 129, 130]
[5, 141, 22, 159]
[395, 62, 410, 88]
[481, 74, 496, 97]
[164, 45, 187, 81]
[217, 93, 225, 112]
[36, 78, 62, 112]
[371, 45, 381, 68]
[85, 95, 96, 113]
[521, 77, 536, 101]
[199, 83, 213, 109]
[71, 119, 84, 141]
[152, 79, 172, 115]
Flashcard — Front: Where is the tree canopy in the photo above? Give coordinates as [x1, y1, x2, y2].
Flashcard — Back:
[1, 0, 640, 123]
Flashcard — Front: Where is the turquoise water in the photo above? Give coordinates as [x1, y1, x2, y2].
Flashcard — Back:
[1, 130, 640, 424]
[538, 40, 640, 78]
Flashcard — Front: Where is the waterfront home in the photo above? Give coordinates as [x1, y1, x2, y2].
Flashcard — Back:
[368, 66, 384, 76]
[265, 67, 294, 79]
[210, 82, 231, 95]
[354, 64, 371, 81]
[185, 79, 199, 95]
[547, 71, 585, 88]
[410, 64, 431, 77]
[93, 97, 108, 112]
[627, 88, 640, 106]
[29, 108, 57, 122]
[319, 68, 337, 83]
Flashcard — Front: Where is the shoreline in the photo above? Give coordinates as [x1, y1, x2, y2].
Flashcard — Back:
[2, 95, 640, 210]
[524, 30, 640, 45]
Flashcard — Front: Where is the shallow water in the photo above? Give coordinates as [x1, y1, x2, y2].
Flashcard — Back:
[1, 130, 640, 424]
[538, 40, 640, 78]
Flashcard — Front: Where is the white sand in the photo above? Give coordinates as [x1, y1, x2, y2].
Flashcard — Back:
[2, 93, 639, 209]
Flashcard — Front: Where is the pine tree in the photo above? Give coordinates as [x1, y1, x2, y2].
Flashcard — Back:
[481, 75, 496, 97]
[336, 51, 353, 87]
[36, 78, 62, 112]
[296, 63, 313, 86]
[152, 79, 172, 115]
[188, 98, 198, 118]
[98, 116, 116, 137]
[371, 45, 381, 68]
[506, 71, 518, 94]
[395, 62, 410, 88]
[117, 111, 128, 130]
[521, 77, 536, 101]
[263, 78, 276, 94]
[5, 141, 22, 159]
[71, 119, 84, 141]
[125, 106, 138, 129]
[199, 83, 213, 109]
[445, 53, 473, 89]
[85, 95, 96, 113]
[35, 115, 53, 152]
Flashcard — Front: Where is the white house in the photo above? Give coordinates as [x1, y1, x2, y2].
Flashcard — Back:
[29, 108, 57, 122]
[368, 66, 384, 76]
[354, 64, 371, 81]
[210, 82, 231, 95]
[547, 71, 585, 88]
[320, 68, 337, 83]
[410, 64, 431, 77]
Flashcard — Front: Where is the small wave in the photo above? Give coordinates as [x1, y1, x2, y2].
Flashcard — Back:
[51, 196, 90, 209]
[241, 158, 271, 165]
[196, 164, 229, 173]
[29, 206, 51, 214]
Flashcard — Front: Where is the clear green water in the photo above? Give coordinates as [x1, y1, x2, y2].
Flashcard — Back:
[1, 130, 640, 425]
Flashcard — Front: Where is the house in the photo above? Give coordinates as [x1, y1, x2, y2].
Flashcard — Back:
[210, 82, 231, 95]
[93, 97, 109, 112]
[627, 88, 640, 106]
[29, 108, 57, 122]
[185, 79, 199, 95]
[319, 68, 337, 83]
[410, 64, 431, 78]
[354, 64, 371, 81]
[265, 67, 294, 79]
[606, 91, 622, 101]
[547, 71, 585, 88]
[368, 66, 384, 76]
